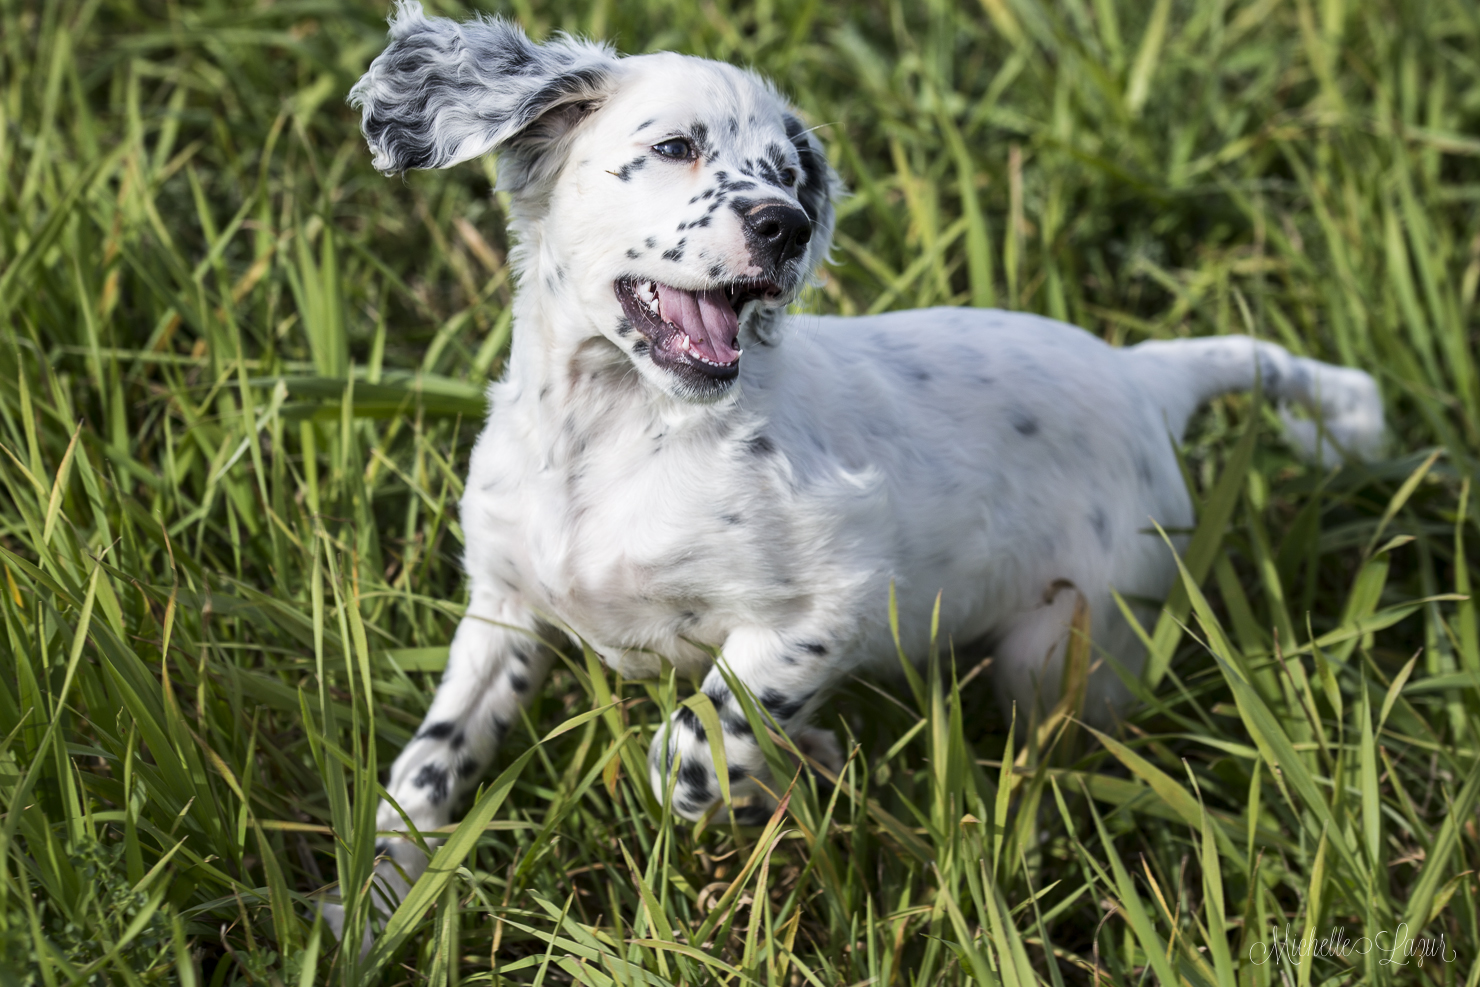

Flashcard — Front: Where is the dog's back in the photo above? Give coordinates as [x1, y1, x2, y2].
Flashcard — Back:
[739, 308, 1193, 690]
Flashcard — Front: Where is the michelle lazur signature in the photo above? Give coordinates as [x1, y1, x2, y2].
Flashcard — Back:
[1249, 923, 1458, 968]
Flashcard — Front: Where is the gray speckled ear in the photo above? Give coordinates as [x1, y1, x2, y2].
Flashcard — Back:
[349, 2, 617, 176]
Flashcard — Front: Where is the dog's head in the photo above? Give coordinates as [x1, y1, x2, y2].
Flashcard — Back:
[351, 2, 840, 401]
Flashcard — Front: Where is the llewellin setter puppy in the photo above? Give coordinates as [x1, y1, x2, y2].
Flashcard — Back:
[326, 1, 1384, 937]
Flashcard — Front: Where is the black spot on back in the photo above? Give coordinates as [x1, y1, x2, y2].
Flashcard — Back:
[897, 362, 931, 383]
[748, 435, 775, 456]
[1090, 506, 1112, 551]
[418, 722, 457, 741]
[1010, 409, 1039, 436]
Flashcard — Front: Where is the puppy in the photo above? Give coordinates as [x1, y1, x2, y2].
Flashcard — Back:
[330, 1, 1384, 932]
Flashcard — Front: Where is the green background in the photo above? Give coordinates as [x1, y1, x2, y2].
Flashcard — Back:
[1, 0, 1478, 983]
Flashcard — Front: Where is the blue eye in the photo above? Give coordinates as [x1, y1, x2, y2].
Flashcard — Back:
[653, 138, 693, 160]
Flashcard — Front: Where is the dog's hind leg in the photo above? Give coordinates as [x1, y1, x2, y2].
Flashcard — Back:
[992, 584, 1152, 728]
[649, 626, 843, 823]
[322, 586, 554, 945]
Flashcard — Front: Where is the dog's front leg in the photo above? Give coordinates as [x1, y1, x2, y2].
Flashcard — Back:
[323, 588, 553, 943]
[648, 627, 842, 823]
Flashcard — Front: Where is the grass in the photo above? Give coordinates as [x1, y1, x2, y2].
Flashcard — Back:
[2, 0, 1480, 983]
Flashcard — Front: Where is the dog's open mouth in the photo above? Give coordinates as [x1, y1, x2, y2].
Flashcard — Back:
[616, 277, 780, 381]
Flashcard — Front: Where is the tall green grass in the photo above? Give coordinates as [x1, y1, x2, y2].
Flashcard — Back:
[2, 0, 1479, 983]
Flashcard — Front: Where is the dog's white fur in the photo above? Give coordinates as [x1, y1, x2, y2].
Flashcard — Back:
[326, 2, 1385, 938]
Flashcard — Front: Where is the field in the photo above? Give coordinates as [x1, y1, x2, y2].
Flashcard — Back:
[2, 0, 1480, 983]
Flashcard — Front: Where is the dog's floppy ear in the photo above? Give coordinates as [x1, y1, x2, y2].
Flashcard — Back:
[350, 2, 617, 175]
[783, 112, 841, 271]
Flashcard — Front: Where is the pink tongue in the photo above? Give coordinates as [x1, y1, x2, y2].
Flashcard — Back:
[656, 284, 740, 364]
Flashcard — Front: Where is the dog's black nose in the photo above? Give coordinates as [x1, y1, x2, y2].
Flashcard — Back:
[744, 202, 812, 268]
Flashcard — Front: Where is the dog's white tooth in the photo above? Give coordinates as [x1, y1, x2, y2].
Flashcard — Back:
[679, 335, 691, 350]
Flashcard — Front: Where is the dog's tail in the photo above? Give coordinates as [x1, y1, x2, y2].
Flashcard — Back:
[1129, 335, 1385, 465]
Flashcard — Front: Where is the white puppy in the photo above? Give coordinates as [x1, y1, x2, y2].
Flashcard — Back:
[332, 1, 1384, 930]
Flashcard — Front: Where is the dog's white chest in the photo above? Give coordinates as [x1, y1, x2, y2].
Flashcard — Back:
[461, 401, 809, 670]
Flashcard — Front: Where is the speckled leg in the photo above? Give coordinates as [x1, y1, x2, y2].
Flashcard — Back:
[323, 589, 553, 941]
[648, 626, 843, 823]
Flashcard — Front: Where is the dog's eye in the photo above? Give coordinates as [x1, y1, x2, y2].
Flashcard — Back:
[652, 138, 693, 160]
[781, 169, 798, 187]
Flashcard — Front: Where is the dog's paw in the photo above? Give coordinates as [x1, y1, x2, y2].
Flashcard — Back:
[723, 727, 845, 822]
[318, 842, 422, 954]
[715, 797, 777, 826]
[790, 725, 844, 778]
